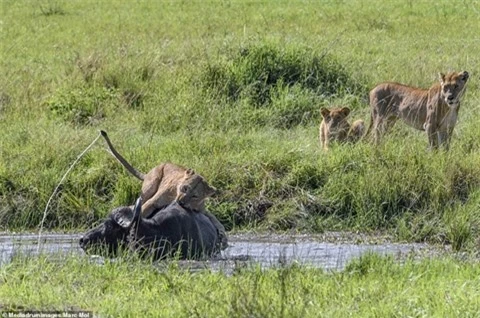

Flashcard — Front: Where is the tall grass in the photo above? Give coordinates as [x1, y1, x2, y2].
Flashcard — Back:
[0, 254, 479, 317]
[0, 0, 479, 249]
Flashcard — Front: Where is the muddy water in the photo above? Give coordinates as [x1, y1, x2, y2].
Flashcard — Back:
[0, 233, 435, 271]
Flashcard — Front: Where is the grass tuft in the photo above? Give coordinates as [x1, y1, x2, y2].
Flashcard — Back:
[202, 42, 366, 106]
[38, 0, 66, 16]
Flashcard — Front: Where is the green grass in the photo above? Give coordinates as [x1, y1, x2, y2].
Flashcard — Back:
[0, 254, 479, 317]
[1, 0, 480, 250]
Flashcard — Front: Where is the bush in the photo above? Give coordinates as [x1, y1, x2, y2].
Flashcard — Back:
[202, 42, 367, 106]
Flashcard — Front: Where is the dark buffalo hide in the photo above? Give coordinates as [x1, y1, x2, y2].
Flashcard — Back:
[80, 198, 226, 260]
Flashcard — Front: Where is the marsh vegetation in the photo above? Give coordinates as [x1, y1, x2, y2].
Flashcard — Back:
[2, 1, 479, 249]
[1, 0, 479, 314]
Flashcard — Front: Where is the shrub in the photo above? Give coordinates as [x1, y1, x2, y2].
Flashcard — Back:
[38, 0, 66, 16]
[202, 42, 367, 106]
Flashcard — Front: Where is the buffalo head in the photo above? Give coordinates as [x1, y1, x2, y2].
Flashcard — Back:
[79, 203, 138, 256]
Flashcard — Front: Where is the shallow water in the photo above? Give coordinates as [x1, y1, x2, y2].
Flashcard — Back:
[0, 232, 434, 271]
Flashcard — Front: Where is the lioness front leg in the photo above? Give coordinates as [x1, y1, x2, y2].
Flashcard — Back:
[425, 122, 439, 150]
[425, 107, 442, 150]
[438, 130, 451, 150]
[141, 192, 172, 218]
[320, 129, 329, 151]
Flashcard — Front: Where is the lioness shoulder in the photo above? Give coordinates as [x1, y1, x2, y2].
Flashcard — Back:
[100, 131, 216, 218]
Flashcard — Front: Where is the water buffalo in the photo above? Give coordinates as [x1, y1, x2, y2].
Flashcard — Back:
[79, 198, 226, 260]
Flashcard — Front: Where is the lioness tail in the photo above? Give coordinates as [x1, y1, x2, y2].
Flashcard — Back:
[100, 130, 146, 181]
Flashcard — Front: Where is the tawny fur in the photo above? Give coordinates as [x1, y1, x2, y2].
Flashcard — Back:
[366, 71, 469, 150]
[319, 107, 365, 151]
[100, 131, 216, 218]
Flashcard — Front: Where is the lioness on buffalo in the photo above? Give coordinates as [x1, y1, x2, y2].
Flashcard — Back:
[367, 71, 469, 149]
[319, 106, 365, 151]
[79, 198, 227, 260]
[100, 130, 216, 218]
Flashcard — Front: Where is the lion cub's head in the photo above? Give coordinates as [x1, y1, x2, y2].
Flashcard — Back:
[175, 168, 216, 211]
[320, 107, 351, 140]
[439, 71, 469, 108]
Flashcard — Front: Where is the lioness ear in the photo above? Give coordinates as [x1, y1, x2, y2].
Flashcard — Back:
[460, 71, 469, 82]
[320, 108, 330, 118]
[341, 107, 351, 117]
[185, 168, 195, 176]
[438, 72, 446, 84]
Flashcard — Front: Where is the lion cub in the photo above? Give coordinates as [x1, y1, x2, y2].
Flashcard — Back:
[100, 131, 216, 218]
[319, 107, 365, 151]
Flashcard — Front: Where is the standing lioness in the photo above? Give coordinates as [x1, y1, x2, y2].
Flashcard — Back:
[367, 71, 469, 150]
[100, 131, 216, 218]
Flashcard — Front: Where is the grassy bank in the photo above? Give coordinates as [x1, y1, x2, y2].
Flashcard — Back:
[0, 254, 479, 317]
[1, 1, 480, 249]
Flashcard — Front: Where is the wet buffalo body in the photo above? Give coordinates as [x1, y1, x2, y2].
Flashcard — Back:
[80, 200, 222, 260]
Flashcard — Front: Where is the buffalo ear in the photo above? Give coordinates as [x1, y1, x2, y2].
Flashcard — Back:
[112, 206, 134, 229]
[320, 108, 330, 118]
[460, 71, 469, 82]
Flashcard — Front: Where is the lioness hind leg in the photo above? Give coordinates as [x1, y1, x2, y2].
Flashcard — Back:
[372, 118, 384, 144]
[374, 116, 397, 144]
[141, 165, 165, 203]
[384, 116, 398, 134]
[369, 107, 385, 144]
